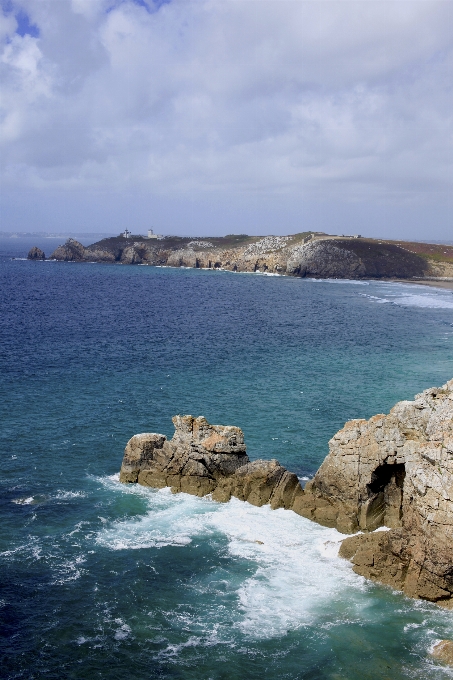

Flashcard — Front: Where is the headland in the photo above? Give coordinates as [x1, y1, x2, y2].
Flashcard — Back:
[28, 232, 453, 285]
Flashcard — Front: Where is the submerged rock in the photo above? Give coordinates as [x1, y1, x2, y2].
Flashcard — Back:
[27, 246, 45, 260]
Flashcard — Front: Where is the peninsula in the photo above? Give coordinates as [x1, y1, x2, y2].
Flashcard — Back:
[28, 232, 453, 284]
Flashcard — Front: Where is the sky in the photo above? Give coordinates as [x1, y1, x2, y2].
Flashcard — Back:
[0, 0, 452, 239]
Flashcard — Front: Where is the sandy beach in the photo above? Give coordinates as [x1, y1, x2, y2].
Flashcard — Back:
[393, 278, 453, 291]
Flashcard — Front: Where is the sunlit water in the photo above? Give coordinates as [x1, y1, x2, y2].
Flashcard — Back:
[1, 238, 453, 679]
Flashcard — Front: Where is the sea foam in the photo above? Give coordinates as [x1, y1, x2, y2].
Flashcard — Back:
[95, 483, 366, 639]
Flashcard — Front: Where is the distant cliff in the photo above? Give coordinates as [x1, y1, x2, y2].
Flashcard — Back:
[42, 231, 453, 281]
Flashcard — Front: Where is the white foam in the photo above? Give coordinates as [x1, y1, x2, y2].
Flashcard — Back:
[308, 278, 370, 285]
[114, 619, 132, 640]
[53, 490, 87, 500]
[12, 496, 34, 505]
[51, 554, 86, 585]
[94, 485, 367, 639]
[359, 284, 453, 309]
[359, 293, 390, 303]
[95, 485, 215, 550]
[210, 499, 362, 637]
[391, 294, 453, 309]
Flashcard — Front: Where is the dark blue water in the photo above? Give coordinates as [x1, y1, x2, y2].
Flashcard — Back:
[1, 239, 453, 679]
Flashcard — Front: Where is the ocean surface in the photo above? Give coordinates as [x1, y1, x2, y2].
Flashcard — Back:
[1, 237, 453, 680]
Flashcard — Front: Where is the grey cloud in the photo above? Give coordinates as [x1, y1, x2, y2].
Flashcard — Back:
[0, 0, 452, 237]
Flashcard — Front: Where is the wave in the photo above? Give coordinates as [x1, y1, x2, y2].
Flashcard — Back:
[94, 483, 366, 638]
[359, 286, 453, 309]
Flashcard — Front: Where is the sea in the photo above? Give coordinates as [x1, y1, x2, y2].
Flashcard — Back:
[1, 236, 453, 680]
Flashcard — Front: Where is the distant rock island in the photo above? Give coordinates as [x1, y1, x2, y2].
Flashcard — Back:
[120, 378, 453, 608]
[27, 232, 453, 282]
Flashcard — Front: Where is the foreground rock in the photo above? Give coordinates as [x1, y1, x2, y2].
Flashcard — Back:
[431, 640, 453, 666]
[27, 246, 45, 260]
[303, 379, 453, 606]
[120, 415, 303, 507]
[120, 379, 453, 606]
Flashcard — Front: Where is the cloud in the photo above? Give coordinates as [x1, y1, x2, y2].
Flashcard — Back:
[0, 0, 452, 236]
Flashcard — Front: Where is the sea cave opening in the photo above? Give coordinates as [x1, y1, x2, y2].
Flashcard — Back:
[364, 462, 406, 531]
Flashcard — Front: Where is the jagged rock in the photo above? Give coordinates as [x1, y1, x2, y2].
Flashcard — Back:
[431, 640, 453, 666]
[50, 238, 86, 261]
[120, 415, 249, 496]
[27, 246, 46, 260]
[120, 415, 304, 507]
[212, 459, 302, 508]
[304, 379, 453, 605]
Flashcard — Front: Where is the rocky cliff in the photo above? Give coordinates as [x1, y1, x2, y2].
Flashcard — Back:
[46, 233, 434, 280]
[120, 379, 453, 607]
[304, 379, 453, 606]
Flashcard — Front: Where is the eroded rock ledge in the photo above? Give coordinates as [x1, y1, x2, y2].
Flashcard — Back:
[120, 379, 453, 606]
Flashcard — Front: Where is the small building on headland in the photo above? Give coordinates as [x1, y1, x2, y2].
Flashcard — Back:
[147, 229, 163, 239]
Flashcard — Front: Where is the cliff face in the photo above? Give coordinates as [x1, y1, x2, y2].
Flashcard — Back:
[48, 235, 431, 280]
[119, 379, 453, 607]
[299, 379, 453, 606]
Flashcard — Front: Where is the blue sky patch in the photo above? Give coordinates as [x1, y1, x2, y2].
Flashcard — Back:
[15, 10, 39, 38]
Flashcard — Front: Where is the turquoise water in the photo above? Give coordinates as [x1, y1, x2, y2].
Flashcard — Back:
[1, 239, 453, 679]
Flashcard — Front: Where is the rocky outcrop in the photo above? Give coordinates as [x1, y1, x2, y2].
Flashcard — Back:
[431, 640, 453, 666]
[119, 380, 453, 606]
[50, 238, 86, 261]
[27, 247, 45, 260]
[120, 415, 303, 507]
[301, 379, 453, 606]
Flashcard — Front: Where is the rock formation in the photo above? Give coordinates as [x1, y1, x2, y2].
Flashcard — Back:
[431, 640, 453, 666]
[299, 378, 453, 606]
[285, 239, 427, 279]
[50, 238, 86, 261]
[46, 232, 453, 282]
[120, 378, 453, 607]
[27, 246, 45, 260]
[120, 415, 303, 507]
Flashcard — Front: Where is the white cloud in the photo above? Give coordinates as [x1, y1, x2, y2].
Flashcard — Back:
[0, 0, 452, 236]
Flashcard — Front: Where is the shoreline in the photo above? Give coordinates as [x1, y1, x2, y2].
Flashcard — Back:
[392, 278, 453, 290]
[18, 254, 453, 290]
